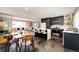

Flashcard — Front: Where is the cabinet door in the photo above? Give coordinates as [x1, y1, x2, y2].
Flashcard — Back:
[71, 34, 79, 51]
[41, 18, 51, 29]
[41, 19, 46, 22]
[59, 16, 64, 25]
[64, 33, 73, 49]
[64, 32, 79, 51]
[50, 17, 58, 25]
[46, 18, 51, 29]
[50, 16, 64, 25]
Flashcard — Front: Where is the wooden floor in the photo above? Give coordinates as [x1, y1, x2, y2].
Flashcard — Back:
[34, 36, 73, 52]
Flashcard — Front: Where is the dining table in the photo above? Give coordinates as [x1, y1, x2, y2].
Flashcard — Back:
[10, 31, 35, 52]
[0, 31, 35, 52]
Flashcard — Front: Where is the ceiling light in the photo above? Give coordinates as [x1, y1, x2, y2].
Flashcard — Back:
[25, 7, 28, 10]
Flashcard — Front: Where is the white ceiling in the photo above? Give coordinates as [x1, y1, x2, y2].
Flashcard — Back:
[0, 7, 76, 21]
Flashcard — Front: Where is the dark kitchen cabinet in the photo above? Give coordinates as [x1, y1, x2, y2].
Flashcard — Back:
[64, 32, 79, 51]
[41, 18, 46, 22]
[41, 16, 64, 29]
[50, 16, 64, 25]
[41, 18, 51, 29]
[59, 16, 64, 25]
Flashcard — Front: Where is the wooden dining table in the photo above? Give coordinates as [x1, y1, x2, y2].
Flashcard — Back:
[3, 31, 35, 52]
[10, 31, 35, 52]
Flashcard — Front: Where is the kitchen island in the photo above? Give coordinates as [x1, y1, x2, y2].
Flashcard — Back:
[63, 31, 79, 51]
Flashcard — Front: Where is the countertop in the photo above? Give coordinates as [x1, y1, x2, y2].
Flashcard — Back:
[63, 31, 79, 34]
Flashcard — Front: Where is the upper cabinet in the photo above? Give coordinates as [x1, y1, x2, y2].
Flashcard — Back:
[41, 16, 64, 29]
[50, 16, 64, 25]
[41, 18, 51, 29]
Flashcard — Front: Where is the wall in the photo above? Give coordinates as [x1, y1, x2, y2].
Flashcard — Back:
[0, 14, 12, 32]
[33, 19, 41, 28]
[73, 8, 79, 31]
[12, 21, 26, 28]
[12, 20, 33, 31]
[40, 23, 46, 29]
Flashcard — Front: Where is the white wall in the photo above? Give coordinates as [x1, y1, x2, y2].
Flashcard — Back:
[33, 22, 38, 28]
[12, 20, 32, 30]
[73, 8, 79, 31]
[40, 23, 46, 29]
[33, 19, 41, 28]
[12, 21, 26, 28]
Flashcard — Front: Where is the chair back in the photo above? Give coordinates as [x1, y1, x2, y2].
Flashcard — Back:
[24, 35, 33, 41]
[7, 35, 13, 41]
[37, 29, 42, 33]
[35, 29, 37, 32]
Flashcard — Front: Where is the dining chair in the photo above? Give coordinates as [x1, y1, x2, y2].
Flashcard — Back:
[20, 35, 35, 52]
[5, 34, 19, 52]
[5, 34, 13, 52]
[0, 38, 7, 52]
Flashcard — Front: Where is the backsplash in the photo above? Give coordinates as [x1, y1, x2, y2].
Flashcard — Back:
[51, 25, 66, 29]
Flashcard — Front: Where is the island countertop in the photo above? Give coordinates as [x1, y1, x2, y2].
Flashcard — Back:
[63, 31, 79, 34]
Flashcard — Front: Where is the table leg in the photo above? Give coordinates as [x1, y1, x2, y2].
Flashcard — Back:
[16, 39, 19, 52]
[25, 40, 26, 52]
[31, 38, 35, 52]
[7, 42, 11, 52]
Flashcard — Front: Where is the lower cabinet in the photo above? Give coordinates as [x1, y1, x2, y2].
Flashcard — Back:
[64, 32, 79, 51]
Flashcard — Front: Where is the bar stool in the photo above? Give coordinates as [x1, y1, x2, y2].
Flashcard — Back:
[45, 30, 47, 38]
[20, 35, 35, 52]
[42, 30, 47, 39]
[31, 27, 34, 30]
[37, 29, 42, 37]
[35, 29, 38, 37]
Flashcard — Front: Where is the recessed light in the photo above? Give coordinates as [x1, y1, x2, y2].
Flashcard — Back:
[25, 7, 28, 10]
